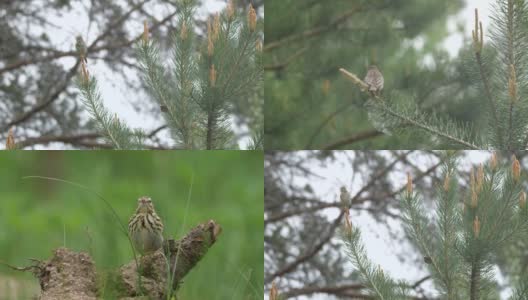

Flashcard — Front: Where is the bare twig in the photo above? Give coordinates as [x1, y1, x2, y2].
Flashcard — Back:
[264, 8, 360, 52]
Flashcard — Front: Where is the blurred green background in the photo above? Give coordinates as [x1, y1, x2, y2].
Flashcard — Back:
[264, 0, 485, 150]
[0, 151, 263, 299]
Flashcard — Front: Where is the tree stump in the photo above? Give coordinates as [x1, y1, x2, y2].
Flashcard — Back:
[8, 220, 222, 299]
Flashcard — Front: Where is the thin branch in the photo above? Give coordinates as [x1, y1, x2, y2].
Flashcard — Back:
[475, 53, 502, 145]
[0, 0, 153, 75]
[1, 7, 179, 131]
[265, 202, 338, 225]
[322, 129, 382, 150]
[16, 125, 167, 149]
[379, 104, 480, 149]
[264, 211, 344, 284]
[17, 133, 100, 148]
[1, 61, 80, 132]
[264, 47, 308, 71]
[281, 283, 366, 298]
[472, 8, 502, 146]
[339, 68, 479, 149]
[264, 7, 361, 52]
[305, 101, 355, 148]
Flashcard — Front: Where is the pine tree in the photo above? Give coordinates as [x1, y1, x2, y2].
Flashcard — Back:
[76, 0, 262, 150]
[264, 0, 466, 150]
[340, 152, 528, 299]
[341, 0, 528, 150]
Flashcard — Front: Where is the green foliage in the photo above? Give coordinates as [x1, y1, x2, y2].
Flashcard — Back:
[264, 0, 465, 149]
[341, 224, 409, 299]
[365, 96, 480, 149]
[0, 151, 263, 299]
[78, 0, 262, 150]
[340, 153, 528, 299]
[343, 0, 528, 150]
[77, 76, 145, 149]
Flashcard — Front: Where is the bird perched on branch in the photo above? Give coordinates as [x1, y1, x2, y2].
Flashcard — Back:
[340, 186, 351, 209]
[75, 35, 88, 63]
[364, 65, 384, 96]
[128, 196, 164, 254]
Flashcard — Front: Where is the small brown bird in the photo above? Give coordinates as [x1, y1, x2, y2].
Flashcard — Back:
[364, 65, 384, 96]
[75, 36, 88, 64]
[340, 186, 351, 209]
[128, 196, 164, 254]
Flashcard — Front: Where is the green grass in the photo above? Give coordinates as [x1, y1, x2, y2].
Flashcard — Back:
[0, 151, 263, 299]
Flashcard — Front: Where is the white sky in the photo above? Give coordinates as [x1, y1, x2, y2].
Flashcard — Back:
[443, 0, 493, 58]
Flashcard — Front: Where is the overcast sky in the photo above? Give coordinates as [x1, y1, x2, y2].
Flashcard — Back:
[444, 0, 493, 57]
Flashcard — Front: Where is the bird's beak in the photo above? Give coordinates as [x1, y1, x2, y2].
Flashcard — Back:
[137, 199, 148, 212]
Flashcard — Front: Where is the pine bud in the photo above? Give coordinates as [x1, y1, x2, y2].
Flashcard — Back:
[227, 0, 235, 20]
[490, 152, 497, 171]
[470, 167, 475, 188]
[209, 64, 217, 87]
[248, 4, 257, 32]
[213, 13, 220, 41]
[142, 20, 149, 44]
[473, 216, 480, 238]
[512, 155, 521, 182]
[472, 9, 483, 53]
[5, 127, 15, 150]
[322, 80, 331, 96]
[406, 172, 412, 195]
[476, 164, 484, 193]
[207, 18, 214, 57]
[471, 188, 478, 208]
[443, 172, 450, 192]
[269, 281, 279, 300]
[180, 21, 188, 40]
[344, 209, 352, 234]
[256, 38, 262, 52]
[80, 60, 90, 83]
[520, 192, 526, 209]
[470, 168, 477, 208]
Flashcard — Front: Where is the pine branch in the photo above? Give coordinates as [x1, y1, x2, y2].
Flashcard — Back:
[401, 190, 448, 290]
[340, 223, 404, 299]
[368, 101, 480, 149]
[339, 68, 480, 149]
[76, 65, 144, 149]
[436, 157, 461, 299]
[264, 211, 344, 284]
[322, 129, 382, 150]
[472, 8, 503, 146]
[264, 7, 361, 52]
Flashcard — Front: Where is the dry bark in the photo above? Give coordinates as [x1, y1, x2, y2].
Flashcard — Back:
[8, 220, 222, 300]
